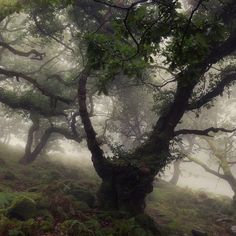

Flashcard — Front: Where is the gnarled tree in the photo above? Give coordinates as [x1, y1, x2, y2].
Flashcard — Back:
[0, 0, 236, 218]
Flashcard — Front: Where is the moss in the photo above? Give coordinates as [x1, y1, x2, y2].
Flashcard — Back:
[0, 192, 15, 209]
[6, 197, 36, 221]
[60, 220, 94, 236]
[135, 214, 161, 235]
[8, 229, 25, 236]
[67, 186, 95, 207]
[74, 200, 90, 210]
[38, 220, 54, 232]
[3, 171, 17, 181]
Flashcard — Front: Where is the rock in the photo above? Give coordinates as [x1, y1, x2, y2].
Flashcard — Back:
[7, 197, 36, 220]
[230, 226, 236, 235]
[192, 229, 208, 236]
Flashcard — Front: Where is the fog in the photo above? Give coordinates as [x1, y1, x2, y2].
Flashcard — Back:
[1, 1, 236, 235]
[9, 126, 235, 199]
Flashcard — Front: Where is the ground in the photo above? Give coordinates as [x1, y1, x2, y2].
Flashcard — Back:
[0, 143, 235, 236]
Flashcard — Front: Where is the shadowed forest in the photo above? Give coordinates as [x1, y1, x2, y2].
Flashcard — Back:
[0, 0, 236, 235]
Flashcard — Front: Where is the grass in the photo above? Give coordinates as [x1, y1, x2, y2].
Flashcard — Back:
[147, 180, 235, 235]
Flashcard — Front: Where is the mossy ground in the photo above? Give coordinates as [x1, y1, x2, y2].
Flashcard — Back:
[0, 143, 235, 236]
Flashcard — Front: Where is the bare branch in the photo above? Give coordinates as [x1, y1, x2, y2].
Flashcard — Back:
[174, 127, 236, 137]
[187, 155, 227, 179]
[228, 161, 236, 165]
[0, 41, 45, 60]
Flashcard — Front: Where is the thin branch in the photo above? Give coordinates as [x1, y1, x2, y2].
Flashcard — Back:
[187, 155, 227, 179]
[174, 127, 236, 137]
[32, 15, 74, 53]
[0, 68, 72, 104]
[228, 161, 236, 165]
[94, 0, 150, 10]
[0, 41, 45, 60]
[179, 0, 204, 53]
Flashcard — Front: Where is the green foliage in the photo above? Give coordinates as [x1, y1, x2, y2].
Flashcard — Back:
[0, 0, 21, 20]
[152, 90, 174, 115]
[86, 1, 180, 94]
[163, 10, 229, 71]
[60, 220, 95, 236]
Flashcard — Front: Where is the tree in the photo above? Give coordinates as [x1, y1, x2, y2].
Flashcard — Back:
[178, 101, 236, 204]
[1, 0, 236, 217]
[187, 135, 236, 204]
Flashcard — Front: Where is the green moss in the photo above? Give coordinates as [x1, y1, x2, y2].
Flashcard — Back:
[8, 229, 25, 236]
[60, 220, 94, 236]
[67, 185, 95, 207]
[0, 192, 15, 209]
[38, 220, 53, 232]
[3, 171, 17, 181]
[6, 197, 36, 221]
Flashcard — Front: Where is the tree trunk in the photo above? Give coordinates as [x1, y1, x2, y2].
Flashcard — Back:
[19, 126, 51, 164]
[97, 165, 154, 215]
[19, 119, 39, 164]
[225, 175, 236, 207]
[169, 160, 181, 185]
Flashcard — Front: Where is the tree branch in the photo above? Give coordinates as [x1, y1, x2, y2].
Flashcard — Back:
[174, 127, 236, 137]
[188, 71, 236, 110]
[0, 88, 66, 117]
[0, 68, 72, 104]
[78, 65, 112, 178]
[20, 125, 83, 164]
[0, 41, 45, 60]
[186, 155, 227, 179]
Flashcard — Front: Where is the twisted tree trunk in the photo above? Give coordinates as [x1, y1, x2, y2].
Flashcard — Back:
[76, 0, 236, 217]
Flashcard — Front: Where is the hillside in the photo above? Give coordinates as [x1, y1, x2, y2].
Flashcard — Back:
[0, 144, 235, 236]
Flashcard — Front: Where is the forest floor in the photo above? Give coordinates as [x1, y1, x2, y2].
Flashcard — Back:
[0, 143, 235, 236]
